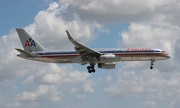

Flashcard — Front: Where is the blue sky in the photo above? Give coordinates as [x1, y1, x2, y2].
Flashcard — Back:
[1, 0, 180, 108]
[0, 0, 49, 36]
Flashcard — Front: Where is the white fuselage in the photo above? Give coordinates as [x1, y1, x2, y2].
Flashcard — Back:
[17, 48, 170, 64]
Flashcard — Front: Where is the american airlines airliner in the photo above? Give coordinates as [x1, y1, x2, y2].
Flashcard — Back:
[16, 28, 170, 73]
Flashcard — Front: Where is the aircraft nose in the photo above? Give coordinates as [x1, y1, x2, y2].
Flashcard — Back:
[167, 55, 171, 59]
[161, 51, 170, 59]
[165, 53, 171, 59]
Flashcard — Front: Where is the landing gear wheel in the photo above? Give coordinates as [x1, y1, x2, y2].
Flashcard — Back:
[88, 70, 91, 73]
[150, 66, 153, 69]
[150, 60, 155, 70]
[87, 65, 95, 73]
[87, 66, 90, 70]
[92, 69, 95, 73]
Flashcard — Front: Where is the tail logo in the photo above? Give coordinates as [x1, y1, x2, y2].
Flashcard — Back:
[24, 38, 36, 47]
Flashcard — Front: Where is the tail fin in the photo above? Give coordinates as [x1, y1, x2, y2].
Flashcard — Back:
[16, 28, 45, 52]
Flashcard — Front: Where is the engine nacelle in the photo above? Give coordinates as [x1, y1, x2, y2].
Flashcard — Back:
[97, 54, 115, 63]
[98, 62, 116, 69]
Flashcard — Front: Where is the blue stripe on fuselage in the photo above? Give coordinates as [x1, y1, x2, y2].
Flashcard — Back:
[35, 49, 161, 56]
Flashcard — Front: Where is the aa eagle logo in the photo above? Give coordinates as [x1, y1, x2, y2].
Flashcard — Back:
[24, 38, 36, 47]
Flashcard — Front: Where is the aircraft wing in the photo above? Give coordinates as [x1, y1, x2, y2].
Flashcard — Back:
[66, 30, 101, 58]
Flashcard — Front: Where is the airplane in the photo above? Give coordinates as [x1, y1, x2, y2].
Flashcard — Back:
[15, 28, 170, 73]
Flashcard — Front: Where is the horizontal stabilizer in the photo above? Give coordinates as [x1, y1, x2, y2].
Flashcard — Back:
[15, 48, 36, 57]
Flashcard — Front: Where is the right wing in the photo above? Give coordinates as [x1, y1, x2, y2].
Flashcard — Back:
[66, 30, 101, 59]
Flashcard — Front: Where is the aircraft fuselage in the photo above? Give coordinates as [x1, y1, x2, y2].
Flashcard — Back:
[17, 48, 170, 64]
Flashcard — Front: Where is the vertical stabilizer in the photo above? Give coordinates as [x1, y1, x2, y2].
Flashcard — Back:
[16, 28, 45, 52]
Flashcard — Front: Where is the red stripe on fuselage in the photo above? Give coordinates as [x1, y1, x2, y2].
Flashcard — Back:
[39, 52, 166, 58]
[41, 54, 79, 59]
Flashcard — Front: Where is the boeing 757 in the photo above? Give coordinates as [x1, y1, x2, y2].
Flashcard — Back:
[15, 28, 170, 73]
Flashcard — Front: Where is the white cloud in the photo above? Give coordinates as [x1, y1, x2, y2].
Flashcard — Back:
[105, 76, 112, 83]
[0, 32, 44, 84]
[6, 102, 23, 108]
[76, 79, 99, 101]
[81, 80, 96, 94]
[69, 88, 78, 93]
[118, 22, 180, 73]
[22, 64, 90, 85]
[16, 85, 61, 102]
[0, 0, 102, 85]
[167, 78, 179, 88]
[28, 2, 106, 50]
[104, 68, 180, 104]
[147, 14, 172, 27]
[47, 2, 59, 11]
[77, 94, 86, 101]
[22, 75, 34, 84]
[142, 101, 157, 108]
[104, 70, 145, 97]
[19, 63, 92, 103]
[41, 74, 62, 84]
[169, 100, 180, 108]
[6, 102, 38, 108]
[2, 0, 180, 108]
[119, 23, 179, 51]
[59, 0, 178, 23]
[0, 2, 100, 107]
[174, 39, 180, 61]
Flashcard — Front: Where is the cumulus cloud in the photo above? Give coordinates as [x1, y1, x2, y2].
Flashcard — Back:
[26, 2, 96, 49]
[118, 22, 180, 73]
[23, 64, 90, 85]
[105, 76, 112, 83]
[76, 79, 101, 101]
[8, 2, 108, 51]
[0, 1, 100, 107]
[119, 23, 179, 51]
[104, 70, 145, 97]
[0, 0, 102, 87]
[6, 102, 23, 108]
[174, 38, 180, 61]
[142, 101, 157, 108]
[81, 80, 96, 94]
[10, 63, 92, 107]
[59, 0, 180, 24]
[2, 0, 180, 108]
[104, 68, 180, 104]
[169, 100, 180, 108]
[6, 102, 38, 108]
[77, 94, 86, 101]
[16, 85, 61, 102]
[0, 32, 45, 84]
[69, 87, 78, 93]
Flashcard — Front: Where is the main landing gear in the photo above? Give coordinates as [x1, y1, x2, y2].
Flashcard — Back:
[150, 60, 155, 69]
[87, 64, 95, 73]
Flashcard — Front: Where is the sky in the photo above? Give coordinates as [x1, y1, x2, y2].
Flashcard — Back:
[1, 0, 180, 108]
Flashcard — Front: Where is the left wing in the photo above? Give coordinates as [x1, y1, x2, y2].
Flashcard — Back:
[66, 30, 101, 58]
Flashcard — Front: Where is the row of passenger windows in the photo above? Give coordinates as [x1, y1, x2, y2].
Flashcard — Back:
[37, 50, 162, 55]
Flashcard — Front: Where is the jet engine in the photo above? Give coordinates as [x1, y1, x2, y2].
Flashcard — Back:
[98, 62, 116, 69]
[97, 54, 115, 63]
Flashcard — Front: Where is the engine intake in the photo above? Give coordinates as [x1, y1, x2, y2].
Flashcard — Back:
[98, 62, 116, 69]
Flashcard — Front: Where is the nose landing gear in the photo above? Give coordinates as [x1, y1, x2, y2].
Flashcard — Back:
[150, 60, 155, 69]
